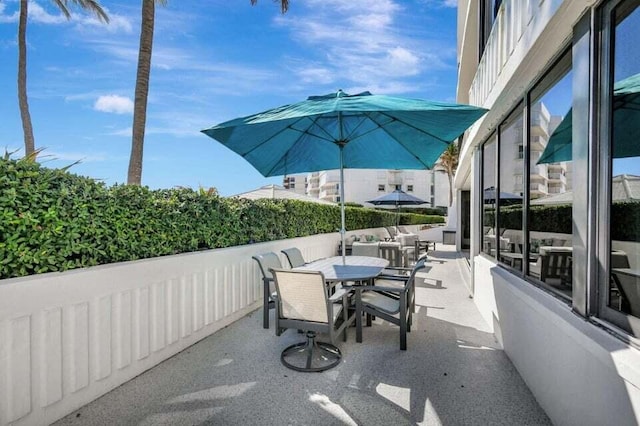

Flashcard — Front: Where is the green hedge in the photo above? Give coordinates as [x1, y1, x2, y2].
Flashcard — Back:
[0, 158, 442, 279]
[486, 202, 640, 241]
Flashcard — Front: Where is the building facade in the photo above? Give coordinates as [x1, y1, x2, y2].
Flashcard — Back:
[284, 169, 450, 208]
[456, 0, 639, 424]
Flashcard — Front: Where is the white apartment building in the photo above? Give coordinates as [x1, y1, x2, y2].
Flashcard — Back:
[455, 1, 640, 425]
[284, 169, 450, 208]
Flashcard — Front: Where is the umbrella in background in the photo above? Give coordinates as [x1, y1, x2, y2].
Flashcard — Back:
[366, 189, 427, 227]
[483, 186, 522, 205]
[202, 90, 487, 263]
[538, 72, 640, 164]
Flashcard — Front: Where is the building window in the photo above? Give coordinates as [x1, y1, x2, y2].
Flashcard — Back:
[497, 104, 524, 272]
[395, 184, 402, 191]
[289, 183, 295, 189]
[517, 145, 524, 159]
[407, 185, 414, 192]
[604, 1, 640, 327]
[527, 51, 573, 299]
[378, 184, 385, 191]
[482, 135, 497, 257]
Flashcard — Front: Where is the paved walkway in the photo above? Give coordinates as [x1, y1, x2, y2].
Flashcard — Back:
[56, 247, 550, 425]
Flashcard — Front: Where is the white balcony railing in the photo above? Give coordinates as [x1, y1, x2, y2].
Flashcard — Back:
[469, 0, 560, 107]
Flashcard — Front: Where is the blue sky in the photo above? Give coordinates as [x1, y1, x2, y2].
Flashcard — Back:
[0, 0, 459, 195]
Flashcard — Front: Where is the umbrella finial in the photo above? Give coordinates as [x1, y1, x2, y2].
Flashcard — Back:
[336, 89, 345, 97]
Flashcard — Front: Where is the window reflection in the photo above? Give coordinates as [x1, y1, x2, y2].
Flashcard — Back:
[497, 108, 524, 271]
[608, 3, 640, 318]
[482, 137, 497, 257]
[527, 64, 573, 299]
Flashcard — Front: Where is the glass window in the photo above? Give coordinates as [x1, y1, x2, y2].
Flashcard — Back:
[407, 185, 414, 192]
[378, 184, 385, 191]
[607, 2, 640, 320]
[527, 53, 573, 299]
[498, 106, 524, 271]
[482, 135, 497, 257]
[395, 184, 402, 191]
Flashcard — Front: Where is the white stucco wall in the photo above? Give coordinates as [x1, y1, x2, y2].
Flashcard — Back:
[0, 230, 368, 426]
[474, 255, 640, 426]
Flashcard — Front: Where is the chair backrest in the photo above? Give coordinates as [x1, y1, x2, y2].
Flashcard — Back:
[281, 248, 306, 268]
[397, 225, 410, 234]
[613, 271, 640, 316]
[397, 233, 418, 247]
[252, 252, 282, 281]
[385, 226, 398, 239]
[379, 242, 402, 267]
[407, 257, 427, 286]
[271, 269, 329, 323]
[352, 241, 380, 257]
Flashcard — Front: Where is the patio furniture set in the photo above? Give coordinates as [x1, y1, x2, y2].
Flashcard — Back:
[341, 226, 435, 268]
[253, 247, 429, 372]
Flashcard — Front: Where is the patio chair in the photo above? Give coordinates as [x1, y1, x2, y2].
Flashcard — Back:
[271, 268, 355, 372]
[281, 247, 306, 268]
[355, 257, 427, 350]
[252, 252, 283, 329]
[351, 241, 380, 257]
[397, 233, 418, 266]
[611, 271, 640, 317]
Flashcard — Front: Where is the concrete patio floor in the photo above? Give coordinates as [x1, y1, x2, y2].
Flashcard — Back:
[55, 246, 551, 425]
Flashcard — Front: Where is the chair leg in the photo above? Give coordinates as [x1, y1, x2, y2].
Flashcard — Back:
[355, 288, 363, 343]
[400, 292, 407, 350]
[263, 279, 270, 329]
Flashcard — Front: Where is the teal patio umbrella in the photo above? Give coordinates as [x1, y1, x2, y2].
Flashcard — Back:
[202, 90, 487, 262]
[538, 72, 640, 164]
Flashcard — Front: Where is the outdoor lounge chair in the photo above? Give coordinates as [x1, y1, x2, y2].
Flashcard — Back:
[252, 252, 283, 329]
[281, 247, 306, 268]
[355, 257, 426, 350]
[271, 268, 355, 372]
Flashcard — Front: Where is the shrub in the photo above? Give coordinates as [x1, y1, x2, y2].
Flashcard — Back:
[0, 158, 441, 279]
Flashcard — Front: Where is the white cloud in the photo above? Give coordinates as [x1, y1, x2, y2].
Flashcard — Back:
[274, 0, 452, 94]
[443, 0, 457, 7]
[0, 2, 132, 32]
[94, 95, 134, 114]
[0, 3, 19, 23]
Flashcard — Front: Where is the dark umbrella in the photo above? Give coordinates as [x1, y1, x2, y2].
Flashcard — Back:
[366, 189, 427, 227]
[483, 186, 522, 205]
[202, 90, 487, 263]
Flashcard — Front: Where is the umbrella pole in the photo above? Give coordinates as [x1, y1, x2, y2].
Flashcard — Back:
[339, 143, 346, 265]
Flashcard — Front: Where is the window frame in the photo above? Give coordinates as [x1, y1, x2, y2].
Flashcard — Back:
[596, 0, 640, 336]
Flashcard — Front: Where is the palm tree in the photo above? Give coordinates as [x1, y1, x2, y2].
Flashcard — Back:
[127, 0, 166, 185]
[436, 142, 459, 207]
[17, 0, 109, 157]
[250, 0, 289, 13]
[127, 0, 289, 185]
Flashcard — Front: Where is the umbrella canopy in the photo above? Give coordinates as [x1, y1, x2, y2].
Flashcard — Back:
[483, 187, 522, 204]
[538, 72, 640, 164]
[366, 189, 427, 206]
[202, 90, 487, 262]
[367, 189, 427, 227]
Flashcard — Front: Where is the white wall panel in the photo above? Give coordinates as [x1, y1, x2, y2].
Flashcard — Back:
[0, 230, 344, 425]
[7, 315, 31, 422]
[41, 308, 63, 407]
[93, 296, 112, 381]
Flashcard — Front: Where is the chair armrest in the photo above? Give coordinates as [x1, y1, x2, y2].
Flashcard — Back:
[328, 287, 351, 302]
[381, 266, 412, 272]
[358, 285, 407, 294]
[375, 275, 409, 282]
